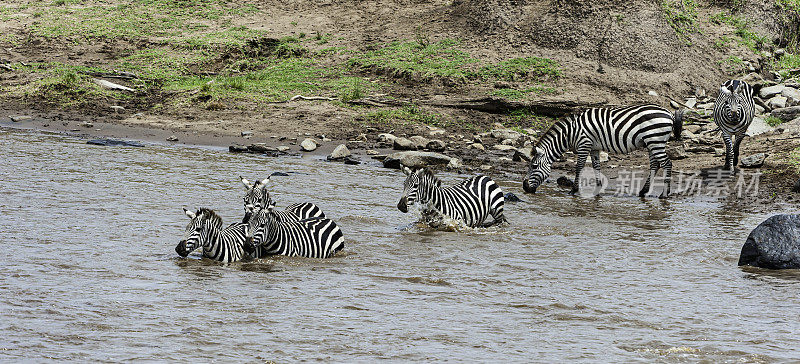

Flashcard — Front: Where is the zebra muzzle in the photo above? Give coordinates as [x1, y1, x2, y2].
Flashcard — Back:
[522, 179, 536, 194]
[175, 241, 189, 257]
[397, 197, 408, 213]
[243, 237, 256, 254]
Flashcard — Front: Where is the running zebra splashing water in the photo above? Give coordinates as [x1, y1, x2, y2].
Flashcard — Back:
[243, 204, 345, 259]
[522, 104, 684, 198]
[175, 208, 250, 263]
[713, 80, 755, 171]
[397, 167, 506, 228]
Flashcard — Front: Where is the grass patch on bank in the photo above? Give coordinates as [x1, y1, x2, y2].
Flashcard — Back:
[765, 115, 786, 127]
[503, 109, 556, 135]
[9, 63, 124, 107]
[661, 0, 698, 42]
[710, 11, 769, 53]
[348, 39, 478, 81]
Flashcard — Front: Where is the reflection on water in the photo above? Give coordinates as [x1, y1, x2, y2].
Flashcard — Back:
[1, 128, 799, 362]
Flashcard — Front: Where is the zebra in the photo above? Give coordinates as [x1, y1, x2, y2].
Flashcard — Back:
[175, 208, 250, 263]
[713, 80, 755, 171]
[397, 167, 506, 228]
[240, 175, 325, 222]
[522, 104, 684, 198]
[243, 204, 345, 259]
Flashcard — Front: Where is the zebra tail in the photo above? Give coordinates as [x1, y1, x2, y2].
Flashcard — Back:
[672, 108, 685, 141]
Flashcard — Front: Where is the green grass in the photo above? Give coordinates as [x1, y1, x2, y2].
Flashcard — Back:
[773, 53, 800, 70]
[360, 105, 449, 128]
[348, 39, 478, 81]
[710, 12, 769, 53]
[480, 57, 561, 81]
[504, 109, 556, 134]
[661, 0, 698, 42]
[9, 63, 123, 107]
[765, 115, 786, 127]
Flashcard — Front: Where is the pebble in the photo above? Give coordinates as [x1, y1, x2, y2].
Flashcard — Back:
[300, 138, 317, 152]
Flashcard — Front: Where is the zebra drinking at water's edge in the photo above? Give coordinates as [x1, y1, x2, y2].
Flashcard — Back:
[713, 80, 755, 172]
[397, 167, 506, 228]
[522, 104, 684, 198]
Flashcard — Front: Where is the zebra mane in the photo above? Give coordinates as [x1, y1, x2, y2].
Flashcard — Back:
[534, 116, 573, 148]
[417, 168, 442, 187]
[197, 208, 223, 227]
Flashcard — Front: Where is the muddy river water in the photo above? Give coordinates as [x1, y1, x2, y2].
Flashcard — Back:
[1, 127, 799, 362]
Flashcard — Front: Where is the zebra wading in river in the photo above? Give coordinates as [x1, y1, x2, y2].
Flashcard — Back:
[713, 80, 755, 171]
[397, 167, 506, 228]
[240, 175, 325, 222]
[175, 208, 250, 263]
[522, 104, 684, 198]
[243, 204, 345, 259]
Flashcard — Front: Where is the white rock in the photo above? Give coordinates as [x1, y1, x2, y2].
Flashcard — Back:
[491, 129, 521, 140]
[782, 87, 800, 106]
[498, 157, 513, 162]
[697, 102, 715, 110]
[409, 135, 430, 149]
[300, 138, 317, 152]
[277, 146, 290, 152]
[760, 84, 786, 99]
[768, 96, 788, 110]
[328, 144, 351, 160]
[746, 117, 774, 137]
[648, 90, 659, 97]
[755, 104, 766, 115]
[468, 143, 485, 151]
[501, 138, 515, 146]
[378, 133, 396, 144]
[685, 97, 697, 109]
[598, 151, 609, 163]
[447, 158, 463, 169]
[493, 145, 517, 152]
[366, 149, 379, 155]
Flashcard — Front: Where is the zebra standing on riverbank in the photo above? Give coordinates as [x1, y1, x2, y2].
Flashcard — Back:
[175, 208, 249, 263]
[243, 205, 345, 259]
[713, 80, 755, 171]
[397, 167, 506, 228]
[522, 104, 684, 198]
[240, 175, 325, 222]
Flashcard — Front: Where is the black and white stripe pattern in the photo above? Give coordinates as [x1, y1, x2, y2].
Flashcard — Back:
[240, 175, 325, 222]
[713, 80, 755, 171]
[397, 167, 506, 228]
[175, 208, 249, 263]
[243, 207, 345, 259]
[522, 104, 684, 197]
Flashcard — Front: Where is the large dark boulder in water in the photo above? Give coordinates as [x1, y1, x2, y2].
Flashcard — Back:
[739, 214, 800, 269]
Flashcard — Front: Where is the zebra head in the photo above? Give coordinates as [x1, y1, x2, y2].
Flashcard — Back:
[398, 166, 420, 213]
[242, 203, 275, 255]
[719, 81, 745, 121]
[240, 176, 272, 218]
[176, 208, 222, 257]
[522, 147, 552, 194]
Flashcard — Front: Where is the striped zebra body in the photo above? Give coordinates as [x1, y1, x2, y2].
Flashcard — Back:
[175, 208, 250, 263]
[244, 207, 345, 258]
[397, 167, 506, 228]
[240, 175, 325, 223]
[522, 104, 683, 197]
[713, 80, 755, 171]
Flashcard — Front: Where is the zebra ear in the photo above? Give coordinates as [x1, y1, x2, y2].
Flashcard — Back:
[719, 86, 730, 95]
[402, 166, 412, 176]
[184, 208, 196, 219]
[259, 176, 271, 187]
[240, 176, 253, 190]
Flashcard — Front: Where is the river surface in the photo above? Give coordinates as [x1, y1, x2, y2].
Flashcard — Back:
[1, 127, 799, 362]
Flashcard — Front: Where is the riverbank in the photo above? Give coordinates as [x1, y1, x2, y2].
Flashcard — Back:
[4, 108, 800, 212]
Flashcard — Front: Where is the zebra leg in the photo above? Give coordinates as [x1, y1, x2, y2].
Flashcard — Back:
[639, 151, 662, 198]
[590, 150, 602, 186]
[721, 131, 734, 171]
[659, 158, 673, 198]
[732, 133, 745, 170]
[571, 150, 589, 194]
